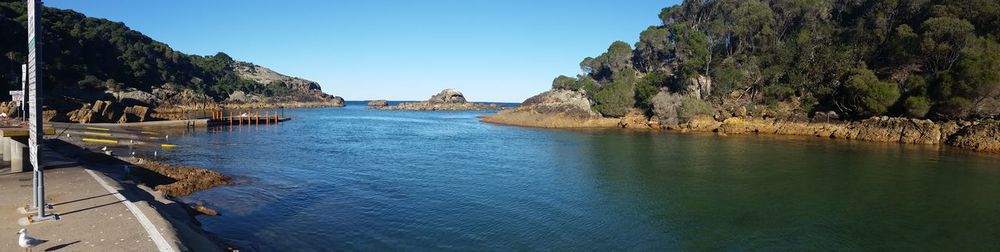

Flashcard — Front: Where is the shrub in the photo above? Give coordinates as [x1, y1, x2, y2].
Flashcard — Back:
[842, 67, 900, 117]
[678, 96, 714, 119]
[552, 75, 578, 90]
[593, 80, 636, 117]
[903, 96, 932, 118]
[635, 71, 670, 109]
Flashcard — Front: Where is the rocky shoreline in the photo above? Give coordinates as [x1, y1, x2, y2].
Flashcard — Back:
[482, 110, 1000, 154]
[122, 157, 231, 198]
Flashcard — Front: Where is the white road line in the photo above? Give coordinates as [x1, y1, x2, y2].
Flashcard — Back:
[85, 169, 175, 252]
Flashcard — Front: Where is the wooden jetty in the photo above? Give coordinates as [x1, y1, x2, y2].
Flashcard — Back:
[206, 111, 292, 127]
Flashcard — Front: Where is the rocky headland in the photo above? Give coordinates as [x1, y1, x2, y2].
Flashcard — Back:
[380, 89, 506, 111]
[34, 62, 344, 124]
[482, 76, 1000, 154]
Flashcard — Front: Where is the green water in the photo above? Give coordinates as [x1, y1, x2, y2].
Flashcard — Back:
[171, 106, 1000, 250]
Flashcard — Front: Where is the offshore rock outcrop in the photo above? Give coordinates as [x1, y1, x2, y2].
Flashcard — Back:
[381, 89, 504, 111]
[367, 100, 389, 108]
[479, 89, 618, 128]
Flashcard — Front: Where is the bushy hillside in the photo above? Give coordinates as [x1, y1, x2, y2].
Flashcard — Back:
[551, 0, 1000, 120]
[0, 0, 336, 109]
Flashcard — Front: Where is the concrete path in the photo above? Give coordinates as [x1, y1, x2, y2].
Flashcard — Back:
[0, 145, 183, 251]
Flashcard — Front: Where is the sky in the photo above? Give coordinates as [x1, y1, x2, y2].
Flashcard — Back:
[46, 0, 681, 102]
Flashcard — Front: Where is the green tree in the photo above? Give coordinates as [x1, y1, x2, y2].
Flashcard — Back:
[592, 69, 638, 117]
[921, 17, 975, 72]
[552, 75, 578, 90]
[840, 66, 900, 118]
[635, 26, 672, 72]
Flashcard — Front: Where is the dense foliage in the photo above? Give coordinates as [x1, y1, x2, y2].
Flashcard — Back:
[0, 0, 295, 102]
[554, 0, 1000, 119]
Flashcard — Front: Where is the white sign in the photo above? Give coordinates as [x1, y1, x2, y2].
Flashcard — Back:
[27, 0, 41, 171]
[10, 91, 23, 102]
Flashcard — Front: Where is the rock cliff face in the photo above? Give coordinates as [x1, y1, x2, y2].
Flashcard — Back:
[381, 89, 504, 111]
[232, 61, 322, 94]
[65, 100, 152, 124]
[230, 61, 344, 104]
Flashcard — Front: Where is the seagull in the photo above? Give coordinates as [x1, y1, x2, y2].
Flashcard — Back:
[17, 229, 46, 252]
[101, 146, 108, 151]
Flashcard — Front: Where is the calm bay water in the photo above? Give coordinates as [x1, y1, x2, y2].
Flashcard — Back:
[167, 101, 1000, 251]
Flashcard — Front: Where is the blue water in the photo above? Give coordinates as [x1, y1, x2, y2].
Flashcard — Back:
[167, 101, 1000, 251]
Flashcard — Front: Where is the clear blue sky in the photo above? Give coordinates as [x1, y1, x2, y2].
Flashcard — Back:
[47, 0, 680, 102]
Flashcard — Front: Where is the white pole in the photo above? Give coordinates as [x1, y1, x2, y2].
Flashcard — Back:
[21, 64, 26, 120]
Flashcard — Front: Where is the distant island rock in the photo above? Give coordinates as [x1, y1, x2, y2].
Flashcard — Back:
[367, 100, 389, 108]
[380, 89, 506, 111]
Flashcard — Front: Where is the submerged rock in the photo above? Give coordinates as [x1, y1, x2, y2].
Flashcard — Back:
[127, 157, 231, 198]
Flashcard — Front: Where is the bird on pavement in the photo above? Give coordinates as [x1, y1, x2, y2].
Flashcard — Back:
[17, 228, 46, 252]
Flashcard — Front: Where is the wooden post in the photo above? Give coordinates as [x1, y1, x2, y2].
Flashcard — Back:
[229, 111, 233, 126]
